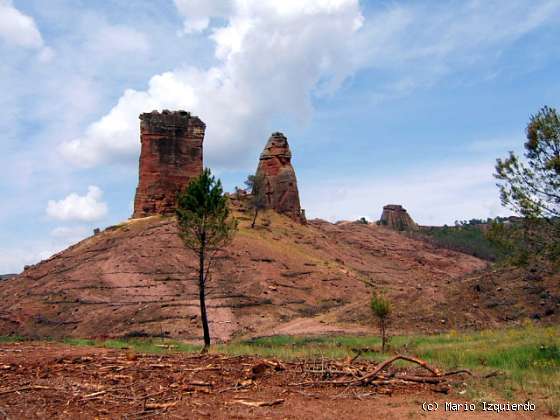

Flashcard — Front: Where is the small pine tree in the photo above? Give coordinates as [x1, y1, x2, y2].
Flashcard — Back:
[245, 173, 267, 228]
[176, 168, 237, 351]
[370, 293, 391, 353]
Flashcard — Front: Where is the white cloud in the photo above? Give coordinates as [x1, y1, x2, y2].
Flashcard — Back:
[0, 229, 92, 273]
[87, 25, 150, 57]
[0, 226, 93, 273]
[46, 186, 108, 222]
[60, 0, 364, 169]
[174, 0, 232, 33]
[37, 45, 54, 62]
[59, 0, 560, 171]
[301, 160, 512, 226]
[0, 0, 43, 48]
[60, 72, 198, 166]
[0, 246, 49, 273]
[50, 225, 90, 240]
[0, 238, 69, 273]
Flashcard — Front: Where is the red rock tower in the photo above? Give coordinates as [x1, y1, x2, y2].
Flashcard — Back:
[256, 132, 305, 223]
[132, 110, 205, 218]
[379, 204, 417, 231]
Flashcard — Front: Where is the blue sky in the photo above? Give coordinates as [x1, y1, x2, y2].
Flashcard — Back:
[1, 0, 559, 273]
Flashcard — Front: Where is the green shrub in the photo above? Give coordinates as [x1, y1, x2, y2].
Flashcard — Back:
[370, 293, 391, 352]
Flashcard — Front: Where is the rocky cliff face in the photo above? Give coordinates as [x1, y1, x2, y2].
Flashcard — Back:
[132, 110, 205, 218]
[380, 204, 417, 231]
[256, 132, 305, 223]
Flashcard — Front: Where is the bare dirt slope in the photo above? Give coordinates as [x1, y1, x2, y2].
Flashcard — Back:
[0, 210, 556, 341]
[0, 210, 482, 341]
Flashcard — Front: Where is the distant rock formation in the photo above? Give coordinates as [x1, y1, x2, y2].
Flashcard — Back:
[379, 204, 417, 231]
[133, 110, 205, 218]
[0, 274, 16, 281]
[256, 132, 305, 223]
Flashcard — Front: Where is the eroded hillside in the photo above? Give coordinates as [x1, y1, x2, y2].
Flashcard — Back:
[0, 210, 497, 341]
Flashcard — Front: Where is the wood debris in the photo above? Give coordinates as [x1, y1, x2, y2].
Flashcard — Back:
[0, 343, 477, 418]
[232, 398, 285, 407]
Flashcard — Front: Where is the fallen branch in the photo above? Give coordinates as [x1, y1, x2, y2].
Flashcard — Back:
[393, 375, 444, 384]
[182, 366, 221, 372]
[291, 354, 441, 387]
[0, 385, 53, 396]
[232, 399, 284, 407]
[184, 381, 212, 387]
[349, 350, 362, 363]
[481, 370, 501, 379]
[83, 390, 107, 399]
[441, 369, 473, 377]
[144, 401, 178, 410]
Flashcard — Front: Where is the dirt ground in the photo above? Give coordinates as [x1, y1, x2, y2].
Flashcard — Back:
[0, 343, 546, 419]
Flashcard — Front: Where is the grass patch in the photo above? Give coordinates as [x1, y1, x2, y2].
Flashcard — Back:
[0, 335, 25, 343]
[219, 325, 559, 413]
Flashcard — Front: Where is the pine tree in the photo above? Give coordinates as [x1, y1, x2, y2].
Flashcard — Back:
[176, 168, 237, 351]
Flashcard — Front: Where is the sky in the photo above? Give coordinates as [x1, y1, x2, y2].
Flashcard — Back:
[1, 0, 560, 273]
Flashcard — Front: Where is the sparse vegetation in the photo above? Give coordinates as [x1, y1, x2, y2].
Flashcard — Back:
[370, 293, 391, 353]
[245, 173, 267, 228]
[176, 168, 238, 351]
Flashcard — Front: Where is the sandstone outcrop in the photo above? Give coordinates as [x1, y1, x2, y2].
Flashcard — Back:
[256, 132, 305, 223]
[380, 204, 417, 231]
[133, 110, 205, 218]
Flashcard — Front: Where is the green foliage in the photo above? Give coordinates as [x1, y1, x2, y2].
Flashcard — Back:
[487, 218, 560, 267]
[492, 106, 560, 267]
[176, 168, 237, 252]
[370, 293, 391, 352]
[418, 221, 504, 261]
[245, 173, 267, 228]
[356, 217, 368, 225]
[0, 335, 25, 343]
[495, 106, 560, 218]
[370, 294, 391, 319]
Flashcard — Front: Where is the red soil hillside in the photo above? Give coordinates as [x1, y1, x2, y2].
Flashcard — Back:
[0, 209, 496, 342]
